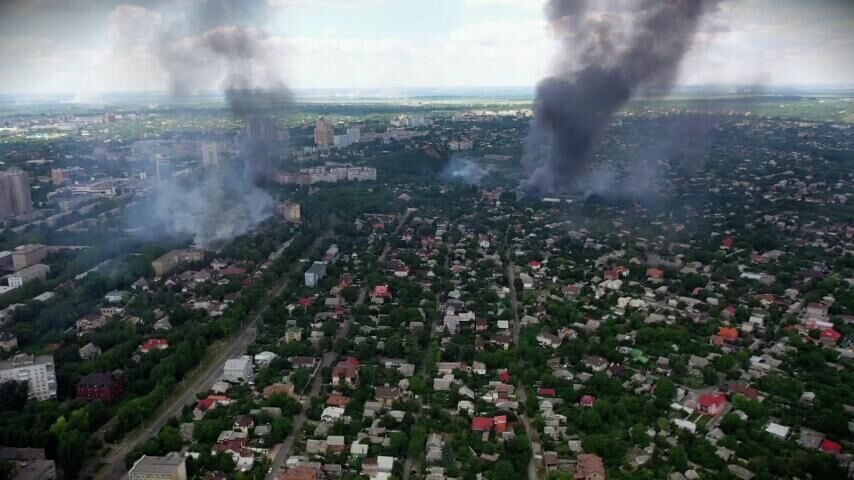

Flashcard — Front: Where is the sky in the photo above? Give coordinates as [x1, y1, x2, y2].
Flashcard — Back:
[0, 0, 853, 95]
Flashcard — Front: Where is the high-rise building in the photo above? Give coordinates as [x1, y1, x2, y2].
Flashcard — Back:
[347, 127, 361, 144]
[154, 155, 170, 181]
[0, 169, 33, 218]
[0, 353, 57, 400]
[314, 118, 334, 146]
[247, 116, 277, 142]
[201, 142, 219, 168]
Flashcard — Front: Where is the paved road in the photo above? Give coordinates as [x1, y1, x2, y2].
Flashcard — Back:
[94, 221, 337, 480]
[266, 209, 413, 479]
[402, 215, 442, 480]
[505, 259, 540, 480]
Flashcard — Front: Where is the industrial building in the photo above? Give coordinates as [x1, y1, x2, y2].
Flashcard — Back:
[128, 455, 187, 480]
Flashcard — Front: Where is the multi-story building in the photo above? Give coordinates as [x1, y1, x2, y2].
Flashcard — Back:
[76, 372, 124, 402]
[247, 116, 277, 142]
[304, 261, 327, 288]
[128, 455, 187, 480]
[11, 244, 48, 271]
[201, 142, 219, 168]
[333, 134, 352, 148]
[347, 166, 377, 182]
[151, 249, 204, 276]
[314, 118, 334, 146]
[0, 169, 33, 218]
[279, 202, 301, 223]
[0, 354, 57, 400]
[8, 264, 50, 289]
[347, 127, 361, 144]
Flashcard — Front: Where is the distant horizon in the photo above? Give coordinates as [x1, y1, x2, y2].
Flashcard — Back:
[2, 83, 854, 105]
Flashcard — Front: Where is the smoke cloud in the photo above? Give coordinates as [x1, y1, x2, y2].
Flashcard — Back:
[522, 0, 721, 195]
[124, 0, 290, 248]
[440, 156, 488, 185]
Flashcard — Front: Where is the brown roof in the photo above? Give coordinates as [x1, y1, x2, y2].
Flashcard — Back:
[576, 453, 605, 479]
[281, 467, 317, 480]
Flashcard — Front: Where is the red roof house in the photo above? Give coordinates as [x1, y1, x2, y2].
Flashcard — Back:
[493, 415, 508, 433]
[821, 328, 843, 344]
[580, 395, 597, 408]
[538, 388, 556, 397]
[498, 370, 512, 383]
[718, 327, 739, 341]
[646, 268, 664, 279]
[196, 395, 230, 413]
[698, 393, 728, 415]
[140, 338, 169, 353]
[471, 417, 494, 432]
[221, 267, 247, 276]
[820, 439, 843, 454]
[371, 284, 392, 299]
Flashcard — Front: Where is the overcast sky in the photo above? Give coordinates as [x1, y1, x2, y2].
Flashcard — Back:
[0, 0, 852, 95]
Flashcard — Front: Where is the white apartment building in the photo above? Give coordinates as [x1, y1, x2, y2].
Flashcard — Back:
[0, 353, 57, 400]
[8, 263, 50, 288]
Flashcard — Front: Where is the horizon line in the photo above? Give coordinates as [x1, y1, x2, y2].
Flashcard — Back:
[2, 83, 854, 98]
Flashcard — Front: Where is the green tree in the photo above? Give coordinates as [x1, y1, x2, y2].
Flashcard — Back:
[158, 426, 183, 452]
[0, 380, 29, 410]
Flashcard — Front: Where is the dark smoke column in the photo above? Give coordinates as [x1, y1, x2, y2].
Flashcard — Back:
[144, 0, 291, 248]
[522, 0, 720, 195]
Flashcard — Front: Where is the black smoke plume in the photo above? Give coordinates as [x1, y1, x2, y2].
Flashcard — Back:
[523, 0, 721, 195]
[130, 0, 291, 248]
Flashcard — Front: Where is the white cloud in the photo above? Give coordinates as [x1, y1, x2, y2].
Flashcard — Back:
[463, 0, 545, 7]
[269, 0, 384, 8]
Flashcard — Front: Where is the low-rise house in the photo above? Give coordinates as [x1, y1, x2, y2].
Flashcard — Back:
[585, 356, 609, 372]
[195, 395, 231, 419]
[375, 386, 404, 406]
[223, 357, 253, 383]
[426, 433, 444, 463]
[698, 393, 728, 416]
[331, 358, 360, 386]
[76, 313, 108, 335]
[537, 331, 562, 349]
[289, 356, 317, 370]
[78, 342, 101, 360]
[140, 338, 169, 353]
[253, 351, 278, 367]
[575, 453, 606, 480]
[104, 290, 126, 303]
